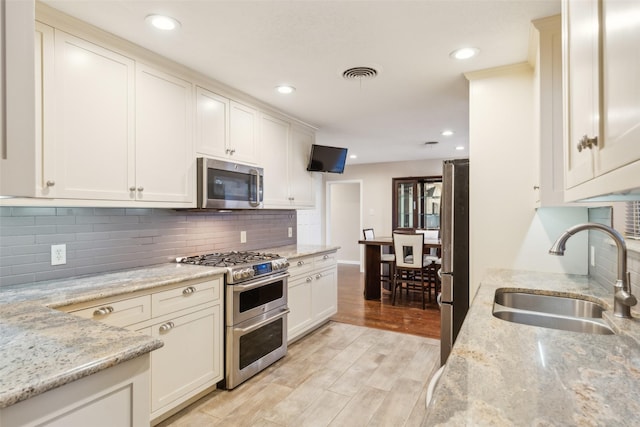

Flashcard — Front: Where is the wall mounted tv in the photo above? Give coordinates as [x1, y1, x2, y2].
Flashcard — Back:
[306, 144, 348, 173]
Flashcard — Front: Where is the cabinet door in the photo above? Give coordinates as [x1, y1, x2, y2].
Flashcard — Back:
[148, 305, 222, 415]
[312, 267, 337, 321]
[195, 86, 229, 158]
[52, 30, 135, 200]
[287, 275, 313, 342]
[289, 126, 315, 207]
[136, 65, 193, 203]
[229, 101, 257, 164]
[563, 0, 599, 189]
[597, 0, 640, 175]
[261, 113, 291, 206]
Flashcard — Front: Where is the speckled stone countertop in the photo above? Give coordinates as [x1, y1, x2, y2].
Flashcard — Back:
[0, 245, 336, 409]
[423, 269, 640, 426]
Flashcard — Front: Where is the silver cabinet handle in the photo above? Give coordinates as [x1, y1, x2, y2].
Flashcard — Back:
[306, 277, 312, 283]
[129, 186, 136, 191]
[46, 180, 55, 187]
[137, 186, 144, 192]
[93, 306, 114, 316]
[323, 254, 329, 260]
[297, 260, 305, 266]
[316, 274, 322, 280]
[182, 286, 196, 295]
[159, 321, 175, 333]
[577, 135, 598, 152]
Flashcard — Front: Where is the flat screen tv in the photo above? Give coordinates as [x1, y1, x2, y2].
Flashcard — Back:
[306, 144, 348, 173]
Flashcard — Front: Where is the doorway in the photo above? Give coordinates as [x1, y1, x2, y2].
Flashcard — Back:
[326, 180, 362, 267]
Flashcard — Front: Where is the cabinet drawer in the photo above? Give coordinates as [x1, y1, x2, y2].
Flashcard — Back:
[70, 295, 152, 328]
[288, 256, 314, 278]
[314, 252, 336, 269]
[152, 278, 222, 317]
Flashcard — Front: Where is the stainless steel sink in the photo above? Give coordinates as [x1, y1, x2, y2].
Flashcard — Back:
[493, 290, 615, 335]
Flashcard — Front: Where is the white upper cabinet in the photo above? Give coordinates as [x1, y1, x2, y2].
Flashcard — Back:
[51, 30, 135, 200]
[260, 113, 291, 206]
[598, 0, 640, 175]
[289, 126, 315, 208]
[563, 0, 640, 201]
[135, 64, 193, 203]
[260, 113, 316, 209]
[196, 94, 257, 164]
[195, 86, 229, 159]
[228, 101, 258, 164]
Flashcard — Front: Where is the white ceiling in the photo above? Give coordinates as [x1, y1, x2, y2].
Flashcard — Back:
[42, 0, 561, 166]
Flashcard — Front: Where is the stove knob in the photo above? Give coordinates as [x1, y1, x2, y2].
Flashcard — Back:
[247, 268, 255, 278]
[243, 268, 253, 278]
[233, 270, 243, 280]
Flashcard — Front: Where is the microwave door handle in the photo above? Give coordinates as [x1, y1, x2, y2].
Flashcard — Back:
[249, 168, 260, 207]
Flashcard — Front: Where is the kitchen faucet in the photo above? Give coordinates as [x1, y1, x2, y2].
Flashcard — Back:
[549, 223, 637, 318]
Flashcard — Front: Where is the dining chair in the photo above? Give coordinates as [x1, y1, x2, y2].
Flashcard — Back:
[363, 228, 395, 291]
[392, 231, 438, 309]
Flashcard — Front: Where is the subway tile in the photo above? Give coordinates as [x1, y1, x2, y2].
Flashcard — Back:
[0, 207, 13, 217]
[75, 231, 112, 241]
[0, 216, 35, 227]
[11, 207, 57, 217]
[56, 224, 93, 234]
[125, 208, 152, 216]
[35, 234, 75, 244]
[0, 235, 36, 246]
[0, 225, 57, 237]
[56, 207, 95, 216]
[94, 208, 125, 216]
[0, 273, 35, 287]
[35, 216, 76, 226]
[35, 267, 78, 283]
[0, 254, 36, 267]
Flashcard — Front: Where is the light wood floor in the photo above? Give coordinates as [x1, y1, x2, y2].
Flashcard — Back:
[157, 264, 442, 426]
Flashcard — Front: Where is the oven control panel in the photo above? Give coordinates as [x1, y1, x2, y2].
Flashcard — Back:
[230, 259, 289, 283]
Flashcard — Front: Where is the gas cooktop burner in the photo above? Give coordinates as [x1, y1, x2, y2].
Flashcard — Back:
[177, 251, 289, 284]
[178, 251, 282, 267]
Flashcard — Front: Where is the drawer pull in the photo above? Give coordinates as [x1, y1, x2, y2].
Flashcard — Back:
[297, 260, 305, 266]
[182, 286, 197, 295]
[159, 321, 175, 333]
[323, 254, 329, 260]
[306, 277, 312, 283]
[93, 306, 114, 316]
[316, 274, 322, 280]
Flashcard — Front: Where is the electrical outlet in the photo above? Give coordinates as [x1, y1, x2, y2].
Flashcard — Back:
[288, 227, 293, 238]
[590, 245, 595, 267]
[240, 231, 247, 243]
[51, 244, 66, 266]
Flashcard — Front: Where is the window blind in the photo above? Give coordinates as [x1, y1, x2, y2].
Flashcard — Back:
[625, 201, 640, 239]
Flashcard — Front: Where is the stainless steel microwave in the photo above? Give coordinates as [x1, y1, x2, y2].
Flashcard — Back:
[197, 158, 263, 209]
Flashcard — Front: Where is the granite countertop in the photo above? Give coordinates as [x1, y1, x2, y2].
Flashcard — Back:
[0, 245, 336, 409]
[423, 269, 640, 425]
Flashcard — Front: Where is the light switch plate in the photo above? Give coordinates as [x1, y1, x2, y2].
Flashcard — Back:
[288, 227, 293, 238]
[240, 231, 247, 243]
[51, 244, 66, 265]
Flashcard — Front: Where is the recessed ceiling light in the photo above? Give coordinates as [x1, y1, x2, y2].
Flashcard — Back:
[349, 154, 357, 159]
[146, 14, 181, 31]
[455, 146, 465, 151]
[441, 130, 454, 136]
[275, 85, 296, 94]
[450, 47, 479, 60]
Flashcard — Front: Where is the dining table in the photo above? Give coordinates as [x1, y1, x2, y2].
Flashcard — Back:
[358, 236, 442, 300]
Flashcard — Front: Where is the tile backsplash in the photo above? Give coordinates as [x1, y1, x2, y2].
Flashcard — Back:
[588, 206, 640, 298]
[0, 207, 296, 287]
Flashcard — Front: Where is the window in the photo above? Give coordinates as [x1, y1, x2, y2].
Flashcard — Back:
[626, 201, 640, 239]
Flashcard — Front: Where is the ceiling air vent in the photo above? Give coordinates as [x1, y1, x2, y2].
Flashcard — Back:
[342, 66, 378, 81]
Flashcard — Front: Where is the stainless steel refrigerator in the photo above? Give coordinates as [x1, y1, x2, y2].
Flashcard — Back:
[440, 158, 470, 365]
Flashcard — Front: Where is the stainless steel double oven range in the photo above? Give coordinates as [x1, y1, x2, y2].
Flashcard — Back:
[178, 251, 290, 389]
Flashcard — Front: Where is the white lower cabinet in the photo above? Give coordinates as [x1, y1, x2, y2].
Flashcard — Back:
[0, 356, 150, 427]
[287, 251, 337, 343]
[143, 305, 221, 419]
[60, 275, 224, 425]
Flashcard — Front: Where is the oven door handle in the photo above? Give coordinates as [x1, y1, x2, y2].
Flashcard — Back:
[234, 308, 290, 334]
[231, 272, 290, 291]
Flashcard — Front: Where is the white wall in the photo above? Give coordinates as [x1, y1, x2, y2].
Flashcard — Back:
[467, 63, 588, 298]
[329, 182, 361, 263]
